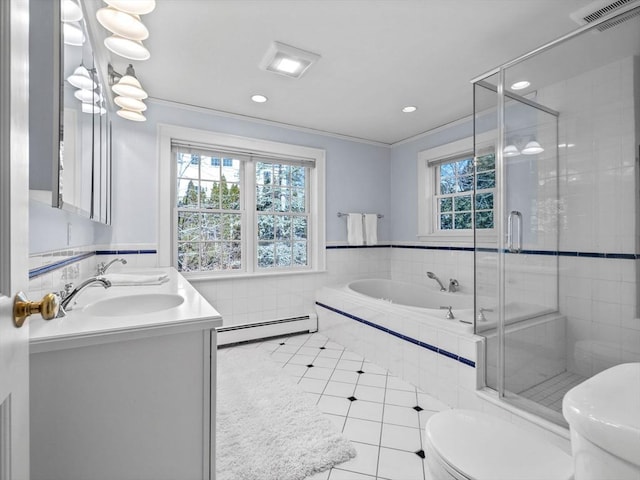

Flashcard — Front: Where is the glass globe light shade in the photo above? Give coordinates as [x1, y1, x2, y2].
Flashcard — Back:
[96, 7, 149, 40]
[114, 96, 147, 111]
[111, 75, 148, 99]
[63, 22, 85, 46]
[62, 0, 83, 22]
[67, 65, 96, 90]
[522, 141, 544, 155]
[104, 35, 150, 61]
[117, 108, 146, 122]
[503, 144, 520, 157]
[104, 0, 156, 15]
[74, 89, 99, 103]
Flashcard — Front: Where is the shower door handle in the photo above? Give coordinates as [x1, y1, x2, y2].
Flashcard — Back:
[507, 211, 522, 253]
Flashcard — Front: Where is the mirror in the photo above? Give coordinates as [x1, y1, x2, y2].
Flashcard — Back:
[29, 0, 112, 225]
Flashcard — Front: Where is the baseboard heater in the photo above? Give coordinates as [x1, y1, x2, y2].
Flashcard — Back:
[216, 314, 318, 346]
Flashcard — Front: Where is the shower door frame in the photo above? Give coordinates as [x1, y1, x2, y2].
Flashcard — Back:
[470, 0, 640, 425]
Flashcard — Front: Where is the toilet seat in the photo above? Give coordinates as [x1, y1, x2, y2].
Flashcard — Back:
[425, 409, 574, 480]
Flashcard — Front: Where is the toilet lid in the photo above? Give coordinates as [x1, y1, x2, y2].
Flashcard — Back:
[425, 410, 573, 480]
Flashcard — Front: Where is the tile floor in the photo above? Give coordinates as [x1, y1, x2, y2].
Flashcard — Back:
[223, 332, 451, 480]
[519, 371, 587, 413]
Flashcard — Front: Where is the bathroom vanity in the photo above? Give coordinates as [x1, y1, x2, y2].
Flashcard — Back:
[29, 268, 222, 480]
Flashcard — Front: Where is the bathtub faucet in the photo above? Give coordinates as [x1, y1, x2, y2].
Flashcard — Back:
[426, 272, 446, 292]
[448, 279, 459, 293]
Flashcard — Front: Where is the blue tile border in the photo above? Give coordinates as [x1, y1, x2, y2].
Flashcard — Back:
[327, 244, 638, 260]
[29, 249, 158, 279]
[29, 251, 95, 279]
[315, 301, 476, 368]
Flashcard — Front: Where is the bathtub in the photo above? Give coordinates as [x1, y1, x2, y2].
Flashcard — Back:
[315, 278, 565, 407]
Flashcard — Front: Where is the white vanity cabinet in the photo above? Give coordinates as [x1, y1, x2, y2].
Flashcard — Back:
[29, 268, 222, 480]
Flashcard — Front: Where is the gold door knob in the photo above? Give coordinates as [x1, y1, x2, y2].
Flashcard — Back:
[13, 292, 60, 328]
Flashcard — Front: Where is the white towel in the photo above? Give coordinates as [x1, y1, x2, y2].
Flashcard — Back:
[103, 273, 170, 286]
[363, 214, 378, 246]
[347, 213, 364, 246]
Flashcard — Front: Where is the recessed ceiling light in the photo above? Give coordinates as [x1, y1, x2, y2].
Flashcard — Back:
[402, 106, 417, 113]
[251, 94, 268, 103]
[510, 80, 530, 90]
[259, 41, 320, 79]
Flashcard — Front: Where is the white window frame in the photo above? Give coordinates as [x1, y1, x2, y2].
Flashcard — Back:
[417, 132, 496, 245]
[158, 125, 326, 279]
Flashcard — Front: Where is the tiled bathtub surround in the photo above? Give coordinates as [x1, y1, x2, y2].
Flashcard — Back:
[315, 284, 483, 409]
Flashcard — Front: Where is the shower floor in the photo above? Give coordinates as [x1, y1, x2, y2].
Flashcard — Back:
[518, 371, 587, 414]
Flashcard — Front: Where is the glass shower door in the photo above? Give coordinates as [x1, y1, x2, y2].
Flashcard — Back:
[474, 73, 563, 424]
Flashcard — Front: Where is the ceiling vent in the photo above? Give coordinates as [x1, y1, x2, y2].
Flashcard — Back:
[259, 41, 320, 79]
[570, 0, 640, 31]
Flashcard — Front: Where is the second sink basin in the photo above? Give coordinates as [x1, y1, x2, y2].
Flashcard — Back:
[83, 293, 184, 317]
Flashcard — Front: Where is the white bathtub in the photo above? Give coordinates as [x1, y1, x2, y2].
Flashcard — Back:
[345, 278, 475, 331]
[315, 278, 566, 407]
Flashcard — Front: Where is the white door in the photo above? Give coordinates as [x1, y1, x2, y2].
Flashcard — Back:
[0, 0, 32, 478]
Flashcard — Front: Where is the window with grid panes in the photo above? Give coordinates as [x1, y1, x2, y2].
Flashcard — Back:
[175, 150, 242, 272]
[436, 152, 495, 231]
[173, 143, 314, 274]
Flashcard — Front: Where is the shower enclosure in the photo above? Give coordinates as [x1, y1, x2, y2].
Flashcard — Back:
[472, 1, 640, 426]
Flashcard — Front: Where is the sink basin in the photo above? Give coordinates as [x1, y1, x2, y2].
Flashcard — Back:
[83, 293, 184, 317]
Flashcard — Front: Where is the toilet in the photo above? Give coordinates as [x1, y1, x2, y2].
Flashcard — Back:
[563, 362, 640, 480]
[424, 409, 574, 480]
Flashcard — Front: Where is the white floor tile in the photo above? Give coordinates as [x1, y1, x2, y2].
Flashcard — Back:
[331, 370, 360, 384]
[362, 362, 388, 375]
[348, 399, 384, 423]
[305, 366, 335, 381]
[380, 423, 422, 452]
[306, 469, 331, 480]
[357, 373, 387, 388]
[298, 345, 323, 356]
[383, 405, 421, 428]
[324, 341, 345, 350]
[303, 392, 321, 405]
[298, 377, 328, 394]
[329, 469, 376, 480]
[387, 375, 417, 392]
[288, 353, 318, 365]
[418, 410, 438, 430]
[318, 349, 344, 359]
[270, 351, 293, 364]
[342, 417, 382, 445]
[317, 395, 352, 416]
[324, 380, 356, 398]
[277, 343, 301, 354]
[314, 356, 341, 369]
[385, 389, 418, 407]
[417, 393, 450, 412]
[354, 385, 386, 403]
[336, 359, 364, 371]
[377, 447, 425, 480]
[325, 413, 347, 431]
[334, 441, 379, 477]
[341, 351, 365, 361]
[281, 363, 308, 379]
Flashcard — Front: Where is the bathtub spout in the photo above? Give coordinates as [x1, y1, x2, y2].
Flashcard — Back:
[448, 279, 459, 293]
[426, 272, 446, 292]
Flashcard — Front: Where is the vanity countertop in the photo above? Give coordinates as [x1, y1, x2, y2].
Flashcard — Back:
[30, 267, 222, 354]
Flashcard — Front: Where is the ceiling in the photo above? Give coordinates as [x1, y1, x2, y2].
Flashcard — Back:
[95, 0, 601, 144]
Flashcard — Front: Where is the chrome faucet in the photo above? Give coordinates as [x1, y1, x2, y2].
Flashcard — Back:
[426, 272, 446, 291]
[448, 279, 459, 293]
[57, 276, 112, 316]
[97, 258, 127, 275]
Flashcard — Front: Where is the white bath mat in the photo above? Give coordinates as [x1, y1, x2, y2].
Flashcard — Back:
[216, 346, 356, 480]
